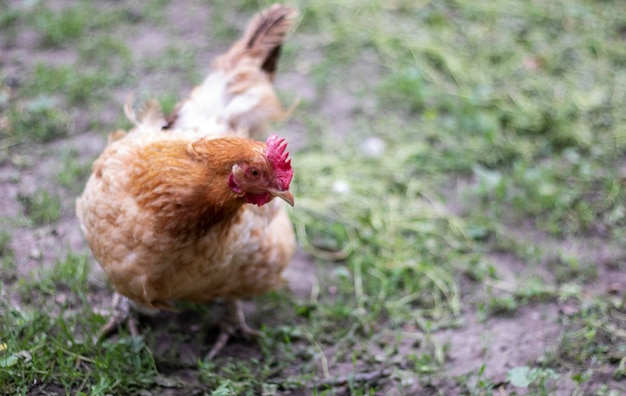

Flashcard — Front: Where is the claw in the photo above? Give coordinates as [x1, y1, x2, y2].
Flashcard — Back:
[96, 293, 140, 341]
[206, 300, 262, 360]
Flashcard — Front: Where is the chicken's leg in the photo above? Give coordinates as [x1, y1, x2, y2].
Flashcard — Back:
[207, 299, 262, 360]
[97, 293, 140, 340]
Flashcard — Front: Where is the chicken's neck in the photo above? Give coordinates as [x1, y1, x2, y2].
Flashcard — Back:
[142, 177, 245, 241]
[130, 138, 259, 240]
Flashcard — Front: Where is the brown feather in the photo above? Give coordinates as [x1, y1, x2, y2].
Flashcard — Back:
[76, 131, 293, 308]
[128, 137, 267, 238]
[125, 96, 167, 129]
[214, 4, 297, 79]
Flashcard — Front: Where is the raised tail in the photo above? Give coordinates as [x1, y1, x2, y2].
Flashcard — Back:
[165, 4, 298, 139]
[214, 4, 297, 80]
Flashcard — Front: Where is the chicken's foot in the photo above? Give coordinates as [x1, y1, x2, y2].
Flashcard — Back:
[97, 293, 140, 341]
[207, 299, 262, 360]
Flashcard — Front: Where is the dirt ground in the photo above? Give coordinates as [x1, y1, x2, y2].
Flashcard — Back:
[3, 106, 624, 395]
[2, 1, 626, 395]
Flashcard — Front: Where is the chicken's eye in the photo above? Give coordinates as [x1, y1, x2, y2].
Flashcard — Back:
[248, 168, 260, 178]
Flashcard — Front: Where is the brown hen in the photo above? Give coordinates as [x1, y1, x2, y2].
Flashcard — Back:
[76, 4, 298, 358]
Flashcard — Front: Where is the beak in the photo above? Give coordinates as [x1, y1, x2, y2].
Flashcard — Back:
[271, 189, 295, 207]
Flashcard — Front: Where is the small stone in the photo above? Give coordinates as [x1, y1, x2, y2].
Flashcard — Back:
[360, 136, 386, 158]
[29, 248, 42, 259]
[607, 282, 621, 295]
[55, 294, 67, 305]
[331, 180, 351, 194]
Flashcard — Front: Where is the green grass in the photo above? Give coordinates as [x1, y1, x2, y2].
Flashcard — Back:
[57, 149, 92, 192]
[1, 0, 626, 394]
[1, 253, 159, 395]
[31, 5, 87, 48]
[0, 230, 15, 278]
[4, 95, 71, 143]
[18, 188, 62, 226]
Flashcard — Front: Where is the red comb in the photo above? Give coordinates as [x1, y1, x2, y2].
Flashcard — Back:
[266, 135, 293, 190]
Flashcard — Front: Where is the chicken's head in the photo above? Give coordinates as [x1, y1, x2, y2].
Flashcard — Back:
[228, 135, 294, 207]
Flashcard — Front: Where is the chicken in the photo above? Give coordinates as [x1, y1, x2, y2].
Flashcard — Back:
[76, 4, 298, 359]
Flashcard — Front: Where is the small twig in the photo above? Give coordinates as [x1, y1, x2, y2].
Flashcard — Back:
[75, 362, 91, 394]
[482, 278, 517, 293]
[606, 323, 626, 339]
[302, 328, 329, 379]
[309, 275, 320, 304]
[56, 346, 96, 364]
[295, 222, 355, 261]
[0, 138, 20, 151]
[315, 369, 390, 387]
[610, 308, 626, 322]
[327, 322, 359, 368]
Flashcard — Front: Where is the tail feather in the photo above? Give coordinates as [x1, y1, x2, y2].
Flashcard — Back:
[165, 4, 298, 138]
[215, 4, 297, 79]
[124, 95, 167, 131]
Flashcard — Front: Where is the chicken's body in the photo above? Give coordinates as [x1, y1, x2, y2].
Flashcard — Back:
[77, 130, 294, 309]
[76, 4, 297, 357]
